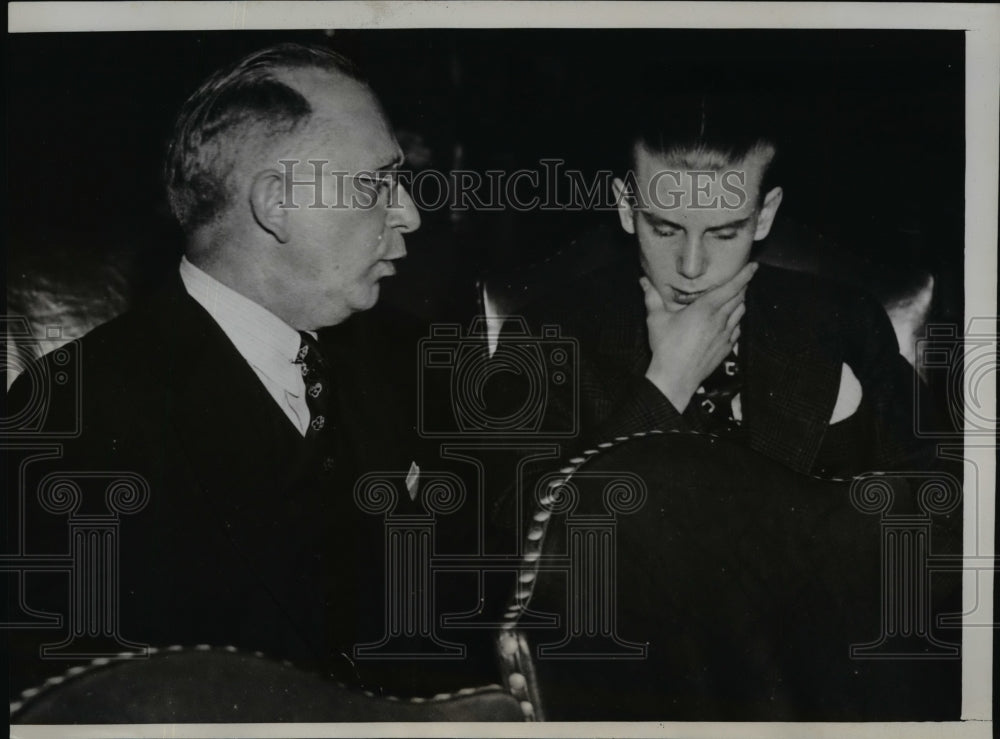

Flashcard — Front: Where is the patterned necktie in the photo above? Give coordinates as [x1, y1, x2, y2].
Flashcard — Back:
[295, 331, 338, 474]
[694, 348, 742, 432]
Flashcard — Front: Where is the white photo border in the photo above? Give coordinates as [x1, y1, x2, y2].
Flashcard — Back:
[7, 2, 997, 738]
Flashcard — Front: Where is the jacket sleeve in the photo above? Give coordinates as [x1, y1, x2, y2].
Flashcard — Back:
[845, 290, 938, 471]
[593, 376, 693, 441]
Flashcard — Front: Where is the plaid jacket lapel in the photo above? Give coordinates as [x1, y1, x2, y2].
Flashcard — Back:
[740, 268, 841, 475]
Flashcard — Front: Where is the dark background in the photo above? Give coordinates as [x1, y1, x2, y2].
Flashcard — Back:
[3, 28, 983, 719]
[6, 29, 965, 329]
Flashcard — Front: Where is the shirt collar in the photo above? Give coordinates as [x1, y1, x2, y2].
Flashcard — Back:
[179, 256, 305, 396]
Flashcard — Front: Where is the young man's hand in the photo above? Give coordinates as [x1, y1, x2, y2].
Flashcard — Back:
[642, 262, 757, 412]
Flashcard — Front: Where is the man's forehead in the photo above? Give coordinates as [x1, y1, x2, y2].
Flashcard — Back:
[634, 145, 768, 183]
[631, 145, 766, 214]
[275, 67, 376, 120]
[275, 67, 400, 167]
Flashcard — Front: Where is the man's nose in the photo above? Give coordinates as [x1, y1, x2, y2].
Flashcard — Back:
[677, 236, 706, 280]
[387, 184, 421, 233]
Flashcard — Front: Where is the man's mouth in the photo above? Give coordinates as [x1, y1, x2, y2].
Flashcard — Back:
[672, 288, 705, 305]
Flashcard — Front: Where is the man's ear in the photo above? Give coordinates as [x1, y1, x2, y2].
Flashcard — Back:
[250, 168, 291, 244]
[753, 186, 783, 241]
[612, 177, 636, 235]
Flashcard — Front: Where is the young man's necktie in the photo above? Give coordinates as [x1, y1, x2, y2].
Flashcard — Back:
[693, 349, 742, 432]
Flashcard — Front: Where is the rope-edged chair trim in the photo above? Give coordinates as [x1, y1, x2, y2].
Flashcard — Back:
[363, 683, 504, 704]
[502, 429, 668, 628]
[503, 425, 860, 626]
[495, 428, 673, 721]
[11, 646, 167, 717]
[496, 628, 545, 721]
[493, 425, 865, 720]
[10, 644, 504, 717]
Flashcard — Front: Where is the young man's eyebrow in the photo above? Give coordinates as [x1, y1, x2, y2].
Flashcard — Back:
[705, 216, 753, 232]
[638, 211, 752, 231]
[638, 211, 683, 230]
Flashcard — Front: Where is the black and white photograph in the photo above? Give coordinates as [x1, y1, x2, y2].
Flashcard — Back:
[3, 2, 997, 736]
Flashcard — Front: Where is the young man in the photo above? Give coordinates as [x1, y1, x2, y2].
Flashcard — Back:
[526, 94, 930, 477]
[491, 94, 958, 721]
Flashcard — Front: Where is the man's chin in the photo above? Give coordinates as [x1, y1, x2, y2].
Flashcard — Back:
[357, 282, 381, 311]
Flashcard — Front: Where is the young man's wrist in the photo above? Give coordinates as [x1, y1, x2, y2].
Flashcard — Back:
[644, 367, 692, 413]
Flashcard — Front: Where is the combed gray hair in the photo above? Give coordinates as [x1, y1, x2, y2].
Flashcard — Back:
[163, 43, 363, 233]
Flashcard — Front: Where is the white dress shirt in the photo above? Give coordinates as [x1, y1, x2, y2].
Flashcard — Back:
[179, 257, 311, 436]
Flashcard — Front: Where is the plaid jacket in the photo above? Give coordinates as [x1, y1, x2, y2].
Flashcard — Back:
[516, 238, 930, 477]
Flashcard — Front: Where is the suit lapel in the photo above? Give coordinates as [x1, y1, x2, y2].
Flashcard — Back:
[616, 262, 840, 474]
[600, 261, 652, 379]
[741, 270, 841, 475]
[319, 313, 422, 480]
[156, 277, 301, 497]
[151, 278, 353, 658]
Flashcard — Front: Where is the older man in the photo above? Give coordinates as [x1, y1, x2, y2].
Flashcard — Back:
[8, 44, 426, 691]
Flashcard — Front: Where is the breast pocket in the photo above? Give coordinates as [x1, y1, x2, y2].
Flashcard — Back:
[829, 363, 863, 424]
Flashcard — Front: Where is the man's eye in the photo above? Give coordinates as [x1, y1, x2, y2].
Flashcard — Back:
[712, 230, 738, 240]
[356, 173, 395, 190]
[653, 228, 678, 238]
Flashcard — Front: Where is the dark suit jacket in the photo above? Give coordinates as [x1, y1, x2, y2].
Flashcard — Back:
[517, 237, 932, 477]
[7, 274, 433, 692]
[495, 237, 959, 721]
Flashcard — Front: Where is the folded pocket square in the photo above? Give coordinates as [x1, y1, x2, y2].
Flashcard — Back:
[830, 363, 863, 424]
[405, 461, 421, 501]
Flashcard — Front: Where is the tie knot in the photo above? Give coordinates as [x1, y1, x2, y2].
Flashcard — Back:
[296, 331, 326, 370]
[295, 331, 326, 376]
